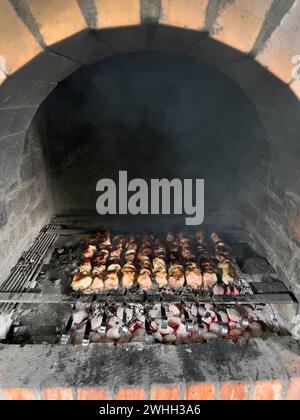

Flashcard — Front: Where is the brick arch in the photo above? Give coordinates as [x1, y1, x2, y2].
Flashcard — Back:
[0, 0, 299, 142]
[1, 0, 299, 183]
[0, 0, 300, 289]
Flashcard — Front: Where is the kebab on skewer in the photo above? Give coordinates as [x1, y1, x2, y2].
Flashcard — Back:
[185, 261, 203, 289]
[137, 268, 153, 291]
[168, 263, 185, 289]
[201, 262, 218, 291]
[71, 271, 93, 292]
[90, 274, 104, 293]
[82, 244, 97, 259]
[152, 257, 168, 288]
[121, 263, 136, 289]
[104, 264, 121, 290]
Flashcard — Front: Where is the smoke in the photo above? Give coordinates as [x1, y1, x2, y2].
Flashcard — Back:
[36, 51, 267, 221]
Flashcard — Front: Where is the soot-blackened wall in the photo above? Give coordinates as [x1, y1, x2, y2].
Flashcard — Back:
[35, 51, 267, 230]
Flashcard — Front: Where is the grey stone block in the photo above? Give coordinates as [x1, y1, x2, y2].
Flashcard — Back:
[20, 149, 45, 182]
[0, 195, 7, 227]
[0, 132, 25, 189]
[0, 79, 56, 108]
[0, 107, 38, 138]
[154, 25, 206, 54]
[12, 51, 81, 83]
[6, 183, 36, 221]
[50, 29, 114, 65]
[9, 216, 29, 244]
[189, 38, 243, 69]
[29, 198, 52, 227]
[99, 26, 149, 53]
[222, 57, 277, 87]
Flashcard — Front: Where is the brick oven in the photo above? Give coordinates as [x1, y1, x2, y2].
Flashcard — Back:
[0, 0, 300, 401]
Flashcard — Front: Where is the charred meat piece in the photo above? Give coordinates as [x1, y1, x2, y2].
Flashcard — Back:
[79, 258, 92, 273]
[210, 232, 222, 244]
[139, 246, 153, 257]
[168, 264, 185, 289]
[202, 262, 217, 291]
[85, 234, 99, 246]
[112, 235, 126, 246]
[137, 254, 150, 264]
[94, 249, 109, 265]
[155, 271, 168, 288]
[125, 249, 136, 263]
[154, 246, 166, 259]
[196, 243, 209, 255]
[211, 232, 231, 259]
[137, 268, 153, 291]
[122, 263, 136, 289]
[181, 245, 192, 260]
[195, 230, 205, 243]
[166, 232, 175, 243]
[104, 264, 121, 290]
[99, 231, 111, 246]
[185, 262, 203, 289]
[82, 244, 97, 259]
[90, 274, 104, 293]
[152, 258, 166, 272]
[109, 244, 123, 260]
[178, 231, 189, 242]
[152, 258, 168, 288]
[218, 260, 236, 285]
[92, 264, 106, 276]
[71, 272, 93, 292]
[125, 240, 138, 251]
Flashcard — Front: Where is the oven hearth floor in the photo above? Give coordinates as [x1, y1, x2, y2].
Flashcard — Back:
[0, 216, 298, 346]
[0, 216, 299, 400]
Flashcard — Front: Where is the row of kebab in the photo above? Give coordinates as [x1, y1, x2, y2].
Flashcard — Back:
[62, 301, 268, 345]
[71, 230, 240, 295]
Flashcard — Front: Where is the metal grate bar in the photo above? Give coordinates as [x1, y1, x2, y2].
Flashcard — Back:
[0, 225, 61, 313]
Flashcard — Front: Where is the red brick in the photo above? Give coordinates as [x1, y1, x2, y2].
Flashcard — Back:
[95, 0, 141, 28]
[115, 387, 145, 400]
[256, 0, 300, 83]
[27, 0, 87, 46]
[2, 387, 35, 400]
[269, 337, 300, 399]
[77, 387, 109, 400]
[185, 384, 215, 400]
[0, 0, 42, 75]
[159, 0, 208, 30]
[150, 385, 180, 400]
[253, 380, 283, 400]
[212, 0, 272, 54]
[286, 377, 300, 400]
[42, 387, 73, 400]
[220, 382, 248, 400]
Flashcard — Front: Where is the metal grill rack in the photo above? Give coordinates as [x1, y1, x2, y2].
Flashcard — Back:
[0, 219, 297, 308]
[0, 224, 61, 313]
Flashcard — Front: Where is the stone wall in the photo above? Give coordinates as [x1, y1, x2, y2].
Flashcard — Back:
[0, 111, 54, 285]
[242, 174, 300, 303]
[41, 51, 267, 224]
